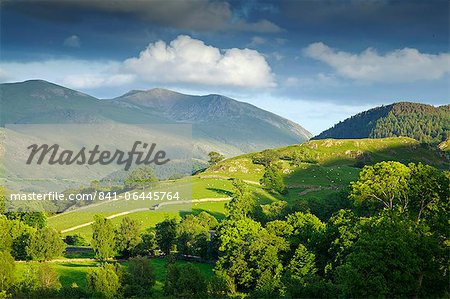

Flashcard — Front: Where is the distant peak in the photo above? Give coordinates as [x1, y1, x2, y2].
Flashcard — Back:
[12, 79, 56, 86]
[146, 88, 185, 96]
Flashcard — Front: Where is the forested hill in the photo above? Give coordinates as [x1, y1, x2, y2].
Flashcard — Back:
[314, 102, 450, 143]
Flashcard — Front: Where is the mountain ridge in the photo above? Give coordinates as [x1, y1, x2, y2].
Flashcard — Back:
[0, 80, 312, 158]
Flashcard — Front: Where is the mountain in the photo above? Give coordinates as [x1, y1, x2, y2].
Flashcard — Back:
[0, 80, 312, 158]
[313, 102, 450, 143]
[111, 88, 312, 155]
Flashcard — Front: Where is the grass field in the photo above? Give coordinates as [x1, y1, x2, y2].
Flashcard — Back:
[15, 258, 213, 296]
[50, 201, 228, 240]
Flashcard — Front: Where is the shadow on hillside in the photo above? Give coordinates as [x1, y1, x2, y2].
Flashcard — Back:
[58, 263, 93, 268]
[180, 208, 226, 220]
[315, 140, 448, 168]
[281, 140, 448, 208]
[206, 187, 233, 197]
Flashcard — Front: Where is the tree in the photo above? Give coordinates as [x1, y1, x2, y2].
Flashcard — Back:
[207, 271, 235, 298]
[86, 263, 120, 299]
[286, 212, 325, 248]
[115, 217, 141, 257]
[133, 230, 158, 257]
[155, 218, 178, 255]
[408, 162, 450, 221]
[0, 216, 35, 260]
[124, 166, 158, 190]
[252, 149, 280, 166]
[36, 264, 61, 295]
[164, 263, 207, 298]
[6, 212, 47, 229]
[26, 227, 65, 261]
[0, 251, 15, 293]
[215, 218, 288, 292]
[225, 179, 255, 220]
[260, 164, 286, 194]
[197, 211, 219, 229]
[285, 244, 317, 285]
[177, 214, 211, 258]
[208, 152, 225, 166]
[290, 148, 317, 166]
[335, 215, 445, 298]
[14, 263, 61, 298]
[91, 216, 116, 260]
[259, 201, 288, 223]
[350, 161, 411, 213]
[123, 256, 155, 297]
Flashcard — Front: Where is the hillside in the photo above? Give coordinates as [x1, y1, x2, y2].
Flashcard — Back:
[314, 102, 450, 143]
[112, 88, 312, 155]
[0, 80, 312, 158]
[48, 136, 449, 237]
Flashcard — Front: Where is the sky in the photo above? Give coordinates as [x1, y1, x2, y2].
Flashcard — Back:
[1, 0, 449, 135]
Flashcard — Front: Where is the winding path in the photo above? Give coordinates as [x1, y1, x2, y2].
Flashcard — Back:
[60, 197, 231, 233]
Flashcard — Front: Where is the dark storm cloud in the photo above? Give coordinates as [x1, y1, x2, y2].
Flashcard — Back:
[2, 0, 282, 32]
[280, 0, 449, 40]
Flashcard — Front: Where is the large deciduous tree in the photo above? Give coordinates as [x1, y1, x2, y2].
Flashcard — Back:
[225, 179, 255, 220]
[86, 263, 120, 299]
[91, 215, 116, 260]
[350, 161, 411, 212]
[26, 227, 65, 261]
[155, 218, 178, 255]
[115, 217, 141, 257]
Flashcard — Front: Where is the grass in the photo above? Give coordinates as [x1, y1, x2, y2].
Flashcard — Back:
[15, 261, 97, 290]
[58, 201, 228, 241]
[15, 258, 213, 295]
[48, 136, 448, 239]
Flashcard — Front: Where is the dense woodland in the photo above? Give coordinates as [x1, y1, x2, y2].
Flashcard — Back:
[1, 154, 449, 298]
[314, 102, 450, 143]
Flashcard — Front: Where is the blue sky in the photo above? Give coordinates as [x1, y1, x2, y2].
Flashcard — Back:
[1, 0, 449, 134]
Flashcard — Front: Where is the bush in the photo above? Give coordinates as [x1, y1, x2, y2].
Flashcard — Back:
[86, 263, 120, 298]
[14, 264, 61, 297]
[0, 251, 15, 293]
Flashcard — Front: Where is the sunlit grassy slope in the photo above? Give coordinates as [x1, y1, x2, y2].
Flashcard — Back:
[48, 137, 448, 238]
[15, 259, 213, 296]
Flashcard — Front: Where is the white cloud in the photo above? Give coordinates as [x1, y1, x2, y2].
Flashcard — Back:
[304, 42, 450, 83]
[63, 74, 134, 89]
[123, 35, 276, 88]
[63, 35, 81, 48]
[284, 73, 340, 88]
[0, 60, 128, 89]
[0, 68, 10, 81]
[1, 35, 276, 90]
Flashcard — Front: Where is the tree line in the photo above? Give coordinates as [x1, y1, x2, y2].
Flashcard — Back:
[1, 158, 449, 298]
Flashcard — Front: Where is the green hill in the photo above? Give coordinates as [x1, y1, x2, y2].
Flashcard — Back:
[48, 136, 449, 238]
[313, 102, 450, 143]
